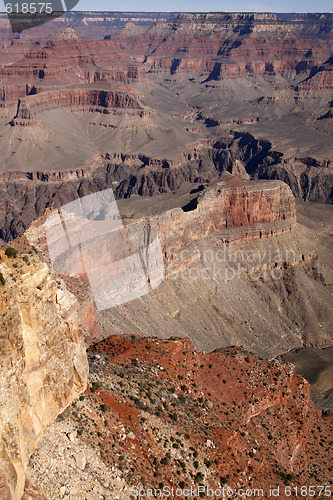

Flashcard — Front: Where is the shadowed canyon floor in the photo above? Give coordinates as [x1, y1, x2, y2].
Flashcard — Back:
[279, 347, 333, 410]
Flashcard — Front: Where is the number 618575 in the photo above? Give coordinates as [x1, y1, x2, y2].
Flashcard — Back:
[5, 3, 53, 13]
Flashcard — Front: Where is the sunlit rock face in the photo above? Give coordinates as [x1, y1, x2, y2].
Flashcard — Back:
[0, 250, 88, 500]
[143, 177, 297, 272]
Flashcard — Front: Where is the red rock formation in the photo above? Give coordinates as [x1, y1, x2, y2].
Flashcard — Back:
[75, 334, 333, 496]
[0, 12, 332, 104]
[0, 34, 142, 103]
[0, 249, 88, 500]
[108, 13, 333, 78]
[13, 88, 141, 120]
[141, 178, 296, 267]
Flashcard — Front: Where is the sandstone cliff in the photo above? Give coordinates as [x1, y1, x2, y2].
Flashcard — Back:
[0, 249, 88, 500]
[12, 89, 141, 122]
[2, 131, 323, 245]
[0, 14, 332, 211]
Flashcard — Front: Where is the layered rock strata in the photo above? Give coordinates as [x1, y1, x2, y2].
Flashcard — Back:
[11, 89, 141, 123]
[25, 334, 333, 499]
[137, 177, 297, 268]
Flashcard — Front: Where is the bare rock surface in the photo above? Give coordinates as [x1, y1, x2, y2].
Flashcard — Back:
[0, 250, 88, 500]
[24, 417, 129, 500]
[25, 180, 333, 358]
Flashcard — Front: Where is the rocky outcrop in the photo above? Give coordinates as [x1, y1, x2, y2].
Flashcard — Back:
[141, 177, 296, 263]
[0, 14, 331, 201]
[1, 13, 332, 100]
[25, 175, 333, 359]
[0, 12, 176, 47]
[108, 12, 333, 78]
[13, 89, 141, 121]
[0, 35, 143, 104]
[0, 249, 88, 500]
[212, 133, 333, 204]
[0, 14, 331, 248]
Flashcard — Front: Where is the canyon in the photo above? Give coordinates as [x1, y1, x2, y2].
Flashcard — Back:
[0, 10, 332, 500]
[0, 12, 332, 246]
[24, 175, 332, 360]
[1, 175, 331, 498]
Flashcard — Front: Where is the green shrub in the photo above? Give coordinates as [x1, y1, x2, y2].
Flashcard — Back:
[91, 381, 102, 393]
[194, 472, 204, 484]
[0, 272, 5, 286]
[5, 247, 17, 258]
[100, 404, 109, 413]
[170, 412, 178, 422]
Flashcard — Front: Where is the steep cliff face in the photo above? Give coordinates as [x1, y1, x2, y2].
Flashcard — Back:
[0, 13, 331, 212]
[1, 13, 332, 105]
[142, 177, 296, 261]
[0, 12, 176, 50]
[109, 12, 333, 78]
[0, 129, 330, 245]
[12, 89, 141, 122]
[204, 134, 331, 204]
[0, 249, 88, 500]
[0, 37, 142, 102]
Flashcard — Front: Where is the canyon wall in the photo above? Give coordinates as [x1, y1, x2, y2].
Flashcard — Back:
[0, 12, 331, 212]
[0, 250, 89, 500]
[109, 12, 333, 78]
[144, 177, 296, 263]
[1, 13, 332, 103]
[24, 175, 333, 358]
[0, 131, 328, 244]
[12, 89, 141, 121]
